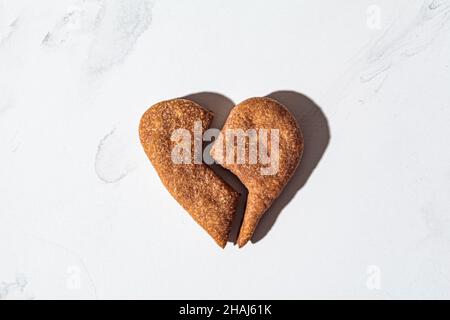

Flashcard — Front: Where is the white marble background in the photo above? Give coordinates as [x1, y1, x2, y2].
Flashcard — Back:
[1, 0, 450, 299]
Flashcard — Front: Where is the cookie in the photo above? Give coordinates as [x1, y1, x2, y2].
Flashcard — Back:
[139, 99, 240, 248]
[210, 97, 304, 247]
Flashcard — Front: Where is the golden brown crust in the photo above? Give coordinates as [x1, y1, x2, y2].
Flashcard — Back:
[210, 97, 304, 247]
[139, 99, 239, 248]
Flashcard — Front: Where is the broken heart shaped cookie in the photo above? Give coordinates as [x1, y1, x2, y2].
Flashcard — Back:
[139, 99, 239, 248]
[140, 96, 303, 248]
[211, 97, 304, 247]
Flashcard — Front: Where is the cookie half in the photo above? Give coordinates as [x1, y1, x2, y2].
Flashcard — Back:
[211, 97, 304, 247]
[139, 99, 240, 248]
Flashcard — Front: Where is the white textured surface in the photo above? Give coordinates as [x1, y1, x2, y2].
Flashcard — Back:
[1, 0, 450, 299]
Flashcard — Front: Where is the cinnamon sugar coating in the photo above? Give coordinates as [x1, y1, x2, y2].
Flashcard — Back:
[211, 97, 304, 247]
[139, 99, 239, 248]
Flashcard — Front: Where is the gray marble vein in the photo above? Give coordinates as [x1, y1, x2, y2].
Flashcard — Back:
[29, 235, 99, 299]
[361, 0, 450, 82]
[324, 0, 450, 107]
[0, 16, 19, 47]
[42, 0, 153, 73]
[0, 274, 34, 300]
[42, 0, 105, 47]
[87, 0, 153, 73]
[10, 130, 21, 153]
[0, 94, 13, 115]
[95, 128, 133, 183]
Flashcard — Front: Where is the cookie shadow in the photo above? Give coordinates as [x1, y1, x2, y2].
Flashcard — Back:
[183, 92, 248, 245]
[251, 91, 330, 243]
